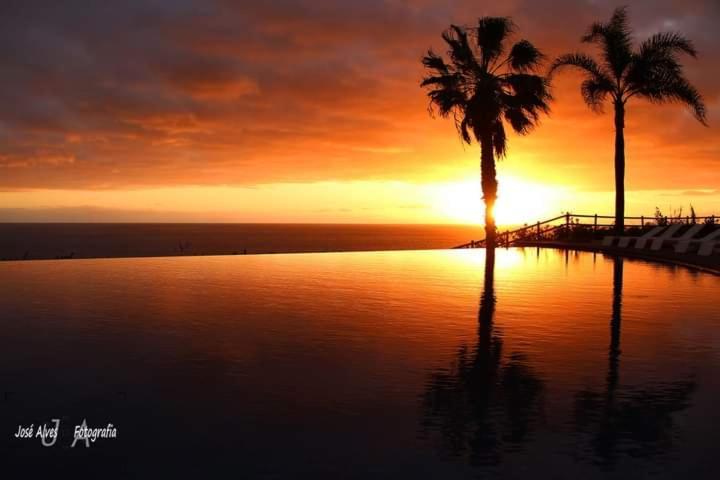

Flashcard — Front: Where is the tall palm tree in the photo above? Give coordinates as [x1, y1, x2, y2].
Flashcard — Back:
[421, 18, 551, 248]
[549, 7, 706, 233]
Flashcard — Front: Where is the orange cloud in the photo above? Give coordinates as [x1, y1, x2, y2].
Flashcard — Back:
[0, 0, 717, 199]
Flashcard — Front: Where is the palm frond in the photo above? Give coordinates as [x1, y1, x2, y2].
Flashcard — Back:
[623, 29, 706, 125]
[582, 6, 630, 45]
[666, 78, 707, 124]
[582, 6, 633, 78]
[624, 52, 681, 96]
[549, 53, 615, 108]
[508, 39, 544, 72]
[503, 73, 549, 97]
[580, 78, 613, 112]
[635, 74, 707, 124]
[421, 49, 450, 74]
[502, 74, 552, 115]
[459, 116, 472, 144]
[425, 86, 466, 117]
[499, 73, 551, 136]
[421, 47, 468, 118]
[549, 53, 611, 81]
[476, 17, 515, 66]
[639, 31, 697, 59]
[492, 121, 507, 158]
[503, 107, 534, 135]
[420, 71, 461, 89]
[626, 31, 698, 93]
[442, 25, 479, 72]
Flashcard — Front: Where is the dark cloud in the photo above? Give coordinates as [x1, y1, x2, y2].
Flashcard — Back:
[0, 0, 718, 190]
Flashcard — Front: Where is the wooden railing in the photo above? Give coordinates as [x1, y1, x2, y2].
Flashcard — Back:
[454, 213, 719, 249]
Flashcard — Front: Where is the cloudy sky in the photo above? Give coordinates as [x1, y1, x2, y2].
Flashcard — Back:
[0, 0, 718, 223]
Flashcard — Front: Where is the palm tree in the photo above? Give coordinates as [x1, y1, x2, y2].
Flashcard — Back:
[549, 7, 706, 233]
[421, 18, 551, 248]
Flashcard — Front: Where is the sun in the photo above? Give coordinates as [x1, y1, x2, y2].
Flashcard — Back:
[432, 175, 565, 226]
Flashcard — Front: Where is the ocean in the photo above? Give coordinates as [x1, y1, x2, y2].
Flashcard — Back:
[0, 223, 486, 260]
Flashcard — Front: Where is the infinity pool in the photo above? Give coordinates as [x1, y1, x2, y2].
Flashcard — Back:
[2, 249, 719, 478]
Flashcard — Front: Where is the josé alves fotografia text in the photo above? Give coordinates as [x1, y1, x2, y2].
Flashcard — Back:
[14, 418, 117, 447]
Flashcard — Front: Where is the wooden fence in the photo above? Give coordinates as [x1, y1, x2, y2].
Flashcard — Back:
[454, 213, 719, 249]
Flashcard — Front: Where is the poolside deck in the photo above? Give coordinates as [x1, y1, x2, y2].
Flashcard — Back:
[455, 214, 720, 275]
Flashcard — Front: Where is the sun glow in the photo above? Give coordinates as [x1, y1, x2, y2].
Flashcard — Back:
[432, 175, 567, 227]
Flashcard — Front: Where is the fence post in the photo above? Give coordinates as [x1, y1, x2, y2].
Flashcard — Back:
[566, 212, 570, 238]
[536, 221, 540, 241]
[593, 214, 597, 233]
[641, 215, 644, 227]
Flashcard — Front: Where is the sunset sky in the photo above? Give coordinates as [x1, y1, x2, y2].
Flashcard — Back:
[0, 0, 718, 225]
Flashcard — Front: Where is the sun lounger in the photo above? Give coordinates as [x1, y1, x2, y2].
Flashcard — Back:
[602, 225, 664, 248]
[672, 227, 720, 255]
[626, 225, 664, 248]
[641, 224, 681, 250]
[601, 235, 615, 247]
[671, 224, 708, 253]
[618, 235, 636, 248]
[697, 229, 720, 256]
[650, 223, 703, 251]
[633, 225, 675, 248]
[699, 242, 720, 256]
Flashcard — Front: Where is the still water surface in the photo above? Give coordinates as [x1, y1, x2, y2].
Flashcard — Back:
[1, 248, 719, 477]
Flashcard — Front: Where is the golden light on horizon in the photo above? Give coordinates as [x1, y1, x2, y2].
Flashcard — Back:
[432, 175, 568, 227]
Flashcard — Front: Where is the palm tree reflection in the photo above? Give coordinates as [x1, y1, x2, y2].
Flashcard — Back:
[574, 256, 696, 467]
[422, 253, 697, 470]
[420, 249, 544, 466]
[608, 255, 623, 391]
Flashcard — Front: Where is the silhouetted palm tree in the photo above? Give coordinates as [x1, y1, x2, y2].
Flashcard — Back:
[550, 7, 706, 233]
[422, 18, 551, 248]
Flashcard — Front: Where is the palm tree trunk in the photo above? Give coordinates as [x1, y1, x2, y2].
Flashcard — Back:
[614, 100, 625, 234]
[480, 133, 498, 249]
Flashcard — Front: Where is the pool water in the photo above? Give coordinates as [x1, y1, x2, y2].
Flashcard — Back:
[1, 249, 719, 478]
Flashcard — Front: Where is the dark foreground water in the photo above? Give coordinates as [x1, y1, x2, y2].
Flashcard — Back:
[1, 248, 719, 478]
